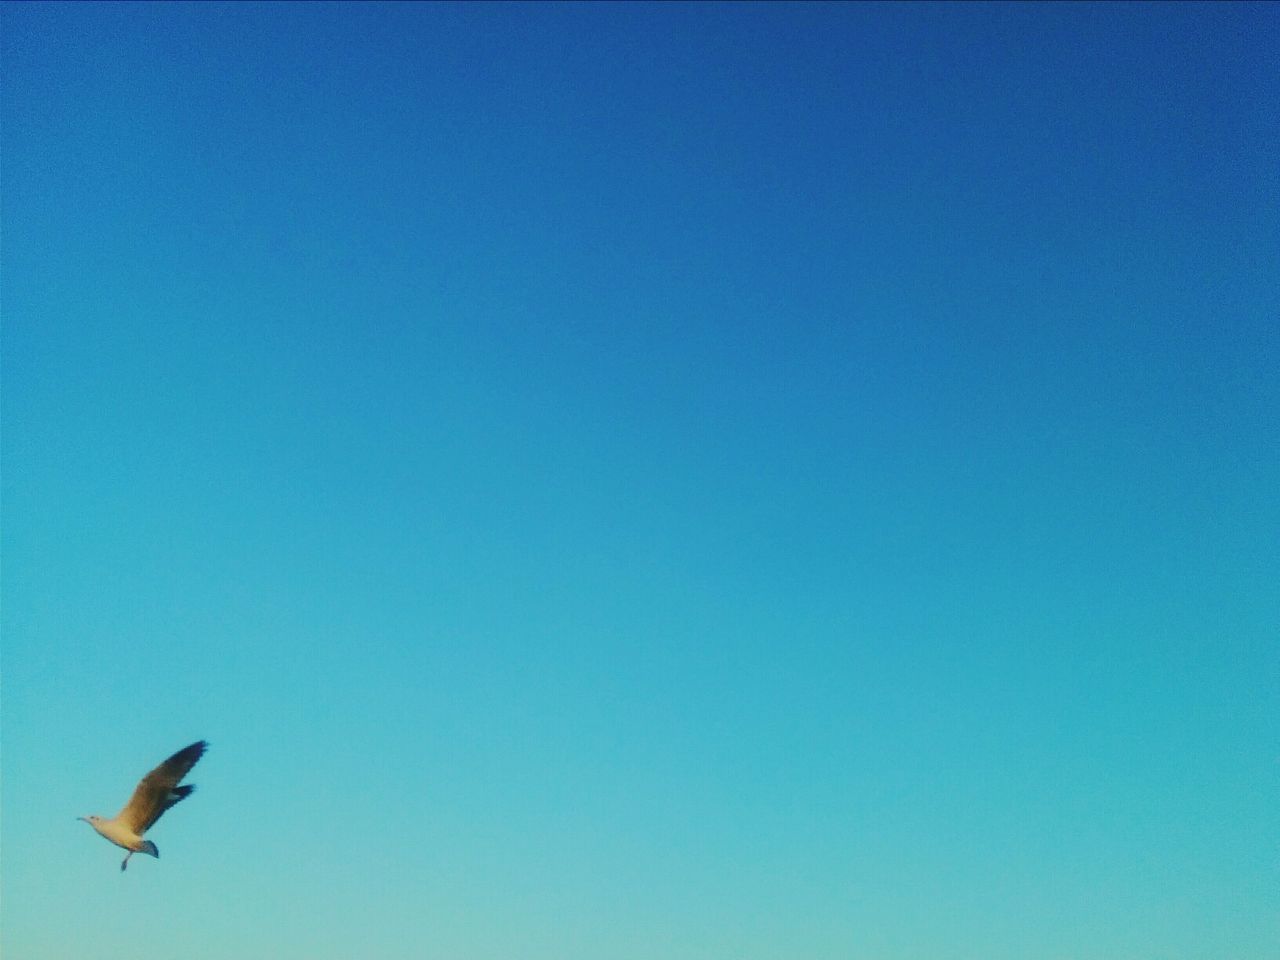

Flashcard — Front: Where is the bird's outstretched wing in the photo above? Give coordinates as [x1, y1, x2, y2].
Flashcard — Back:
[116, 741, 207, 835]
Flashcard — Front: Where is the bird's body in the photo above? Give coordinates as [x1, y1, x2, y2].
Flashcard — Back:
[84, 816, 159, 856]
[80, 740, 207, 871]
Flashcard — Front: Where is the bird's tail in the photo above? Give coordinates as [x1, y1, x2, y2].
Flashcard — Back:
[139, 840, 159, 858]
[170, 784, 196, 804]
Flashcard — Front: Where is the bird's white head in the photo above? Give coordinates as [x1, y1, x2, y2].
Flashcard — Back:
[78, 815, 102, 824]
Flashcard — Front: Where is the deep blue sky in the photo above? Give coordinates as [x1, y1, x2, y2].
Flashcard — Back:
[3, 3, 1276, 958]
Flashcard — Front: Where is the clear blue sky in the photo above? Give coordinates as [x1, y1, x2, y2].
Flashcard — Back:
[2, 3, 1276, 957]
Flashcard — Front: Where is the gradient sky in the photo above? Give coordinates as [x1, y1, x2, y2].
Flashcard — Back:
[2, 3, 1277, 958]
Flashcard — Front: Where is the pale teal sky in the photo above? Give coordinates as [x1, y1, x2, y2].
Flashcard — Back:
[3, 3, 1277, 958]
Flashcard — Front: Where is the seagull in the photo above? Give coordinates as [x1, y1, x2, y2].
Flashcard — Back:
[79, 740, 207, 871]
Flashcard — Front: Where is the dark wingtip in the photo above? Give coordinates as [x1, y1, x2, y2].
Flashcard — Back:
[167, 740, 208, 768]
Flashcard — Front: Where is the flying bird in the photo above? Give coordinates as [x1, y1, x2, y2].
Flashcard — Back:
[79, 740, 207, 871]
